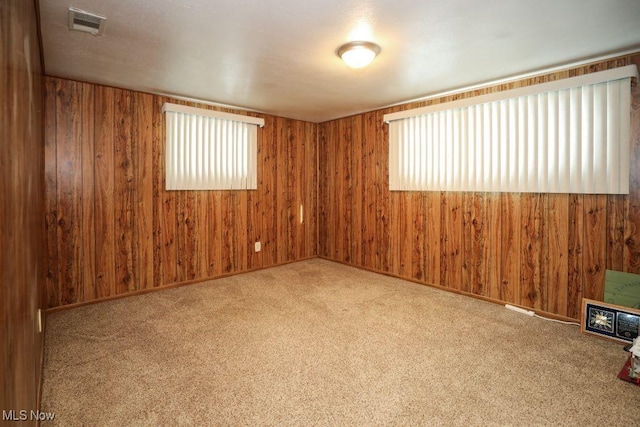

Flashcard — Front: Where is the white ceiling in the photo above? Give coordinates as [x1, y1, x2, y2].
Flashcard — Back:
[39, 0, 640, 123]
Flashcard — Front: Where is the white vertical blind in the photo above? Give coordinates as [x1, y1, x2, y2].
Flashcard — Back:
[386, 66, 636, 194]
[163, 103, 263, 190]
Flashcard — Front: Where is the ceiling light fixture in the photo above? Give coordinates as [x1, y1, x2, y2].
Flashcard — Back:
[337, 41, 381, 69]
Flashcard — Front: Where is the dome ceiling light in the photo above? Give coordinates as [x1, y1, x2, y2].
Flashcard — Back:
[337, 41, 381, 68]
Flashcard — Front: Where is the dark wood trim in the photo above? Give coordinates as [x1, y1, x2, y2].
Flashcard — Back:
[45, 256, 317, 314]
[319, 256, 579, 324]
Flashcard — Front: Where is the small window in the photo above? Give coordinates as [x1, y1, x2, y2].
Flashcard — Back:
[162, 103, 264, 190]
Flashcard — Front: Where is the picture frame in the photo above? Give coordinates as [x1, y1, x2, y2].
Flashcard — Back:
[581, 298, 640, 343]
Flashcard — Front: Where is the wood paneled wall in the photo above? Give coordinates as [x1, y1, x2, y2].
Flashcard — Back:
[44, 78, 317, 308]
[1, 0, 46, 419]
[319, 55, 640, 320]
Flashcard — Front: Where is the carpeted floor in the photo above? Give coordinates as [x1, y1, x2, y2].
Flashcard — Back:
[41, 259, 640, 426]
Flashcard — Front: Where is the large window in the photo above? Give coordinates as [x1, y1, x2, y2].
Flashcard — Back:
[163, 103, 264, 190]
[385, 65, 637, 194]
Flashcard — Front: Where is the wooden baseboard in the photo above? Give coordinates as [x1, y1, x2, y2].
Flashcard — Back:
[47, 254, 578, 324]
[317, 256, 578, 324]
[46, 256, 318, 314]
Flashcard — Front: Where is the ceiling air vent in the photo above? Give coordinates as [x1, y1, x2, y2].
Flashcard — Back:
[68, 7, 106, 36]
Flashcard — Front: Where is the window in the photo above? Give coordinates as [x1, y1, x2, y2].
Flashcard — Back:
[385, 65, 637, 194]
[162, 103, 264, 190]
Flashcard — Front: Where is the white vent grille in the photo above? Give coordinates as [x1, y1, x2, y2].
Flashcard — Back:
[68, 8, 106, 35]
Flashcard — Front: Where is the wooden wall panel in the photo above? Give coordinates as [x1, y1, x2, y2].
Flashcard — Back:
[567, 195, 585, 319]
[318, 54, 640, 319]
[1, 0, 46, 420]
[499, 193, 521, 304]
[362, 112, 377, 268]
[44, 78, 59, 307]
[411, 193, 426, 281]
[441, 192, 463, 291]
[114, 89, 135, 295]
[134, 92, 154, 290]
[44, 79, 317, 308]
[94, 85, 116, 298]
[547, 194, 569, 316]
[424, 192, 441, 285]
[55, 79, 83, 305]
[350, 115, 363, 264]
[606, 195, 626, 272]
[151, 96, 165, 286]
[625, 55, 640, 274]
[81, 83, 96, 302]
[486, 194, 501, 300]
[583, 195, 607, 300]
[519, 194, 547, 310]
[317, 123, 329, 258]
[261, 115, 278, 267]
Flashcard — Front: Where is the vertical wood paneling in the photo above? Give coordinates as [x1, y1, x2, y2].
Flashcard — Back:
[500, 193, 520, 304]
[317, 124, 328, 258]
[351, 115, 363, 264]
[400, 193, 412, 278]
[81, 83, 96, 302]
[317, 54, 639, 320]
[375, 110, 390, 271]
[441, 192, 463, 290]
[625, 55, 640, 274]
[326, 121, 337, 259]
[547, 194, 569, 316]
[486, 194, 501, 300]
[363, 113, 377, 268]
[151, 96, 165, 287]
[520, 194, 547, 310]
[177, 191, 198, 280]
[237, 190, 249, 270]
[276, 117, 287, 264]
[223, 192, 236, 272]
[56, 79, 83, 305]
[471, 193, 489, 297]
[295, 120, 306, 260]
[306, 122, 318, 258]
[341, 119, 353, 263]
[461, 193, 474, 293]
[411, 193, 426, 281]
[114, 89, 135, 295]
[424, 192, 441, 285]
[44, 78, 59, 307]
[287, 120, 297, 262]
[567, 195, 585, 319]
[2, 0, 46, 415]
[606, 195, 626, 271]
[94, 85, 116, 298]
[583, 195, 607, 300]
[334, 120, 344, 261]
[261, 115, 278, 267]
[45, 78, 317, 308]
[209, 192, 223, 276]
[133, 92, 154, 289]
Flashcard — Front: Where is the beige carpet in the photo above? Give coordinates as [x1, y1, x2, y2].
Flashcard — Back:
[41, 259, 640, 426]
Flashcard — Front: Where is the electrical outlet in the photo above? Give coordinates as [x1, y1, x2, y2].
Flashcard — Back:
[255, 241, 261, 252]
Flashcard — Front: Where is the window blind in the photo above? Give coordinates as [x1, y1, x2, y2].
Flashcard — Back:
[385, 65, 637, 194]
[162, 103, 264, 190]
